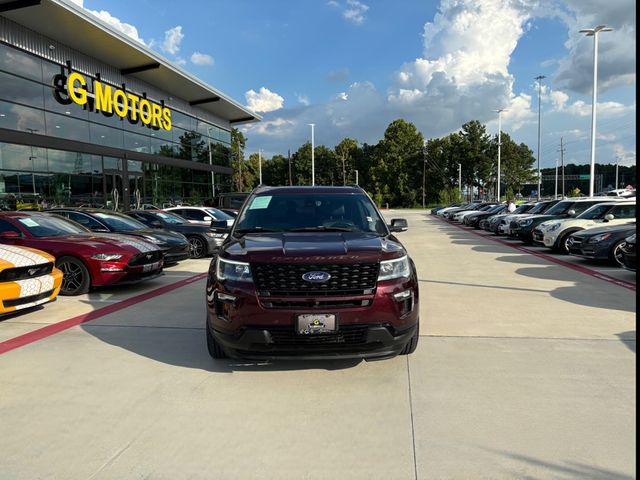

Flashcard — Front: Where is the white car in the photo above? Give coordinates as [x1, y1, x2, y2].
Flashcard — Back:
[534, 201, 636, 253]
[164, 206, 235, 227]
[451, 204, 498, 223]
[437, 204, 469, 217]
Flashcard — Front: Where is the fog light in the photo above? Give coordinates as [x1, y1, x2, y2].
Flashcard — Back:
[393, 290, 412, 301]
[215, 291, 237, 322]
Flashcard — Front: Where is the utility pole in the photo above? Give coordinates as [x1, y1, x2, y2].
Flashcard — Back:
[494, 109, 506, 202]
[535, 75, 545, 200]
[422, 143, 427, 208]
[554, 156, 558, 199]
[558, 137, 566, 198]
[288, 149, 292, 186]
[458, 163, 462, 198]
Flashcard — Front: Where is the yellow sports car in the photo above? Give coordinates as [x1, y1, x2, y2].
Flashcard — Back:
[0, 245, 63, 315]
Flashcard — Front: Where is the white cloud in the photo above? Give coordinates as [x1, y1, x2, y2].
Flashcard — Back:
[563, 99, 632, 117]
[174, 57, 187, 66]
[246, 118, 295, 137]
[190, 52, 214, 66]
[161, 26, 184, 55]
[245, 87, 285, 113]
[86, 9, 147, 44]
[329, 0, 369, 25]
[296, 94, 310, 106]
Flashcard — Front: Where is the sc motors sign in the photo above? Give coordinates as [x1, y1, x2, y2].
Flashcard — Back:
[52, 69, 172, 131]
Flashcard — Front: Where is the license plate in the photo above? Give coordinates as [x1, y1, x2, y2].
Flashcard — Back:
[296, 314, 336, 334]
[142, 261, 161, 273]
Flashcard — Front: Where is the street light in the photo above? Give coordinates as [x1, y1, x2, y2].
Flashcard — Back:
[534, 75, 545, 200]
[580, 25, 613, 197]
[422, 141, 427, 208]
[494, 109, 506, 202]
[258, 149, 263, 185]
[308, 123, 315, 185]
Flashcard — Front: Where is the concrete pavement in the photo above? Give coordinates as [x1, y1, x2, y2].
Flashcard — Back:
[0, 211, 635, 479]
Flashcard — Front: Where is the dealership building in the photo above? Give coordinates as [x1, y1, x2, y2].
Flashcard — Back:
[0, 0, 260, 209]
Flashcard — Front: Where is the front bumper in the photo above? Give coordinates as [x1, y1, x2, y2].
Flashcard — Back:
[210, 323, 418, 360]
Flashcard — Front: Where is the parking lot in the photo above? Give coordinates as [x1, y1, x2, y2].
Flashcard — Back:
[0, 210, 635, 480]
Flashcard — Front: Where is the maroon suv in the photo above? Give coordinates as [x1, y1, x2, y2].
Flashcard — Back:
[205, 186, 419, 360]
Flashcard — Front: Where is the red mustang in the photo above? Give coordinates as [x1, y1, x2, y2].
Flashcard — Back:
[0, 212, 164, 295]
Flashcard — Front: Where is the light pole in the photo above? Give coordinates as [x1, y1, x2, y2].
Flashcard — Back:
[580, 25, 613, 197]
[258, 149, 262, 185]
[494, 109, 506, 202]
[458, 163, 462, 199]
[422, 142, 427, 208]
[205, 127, 215, 200]
[615, 155, 620, 188]
[26, 128, 39, 196]
[534, 75, 545, 200]
[355, 169, 358, 185]
[308, 123, 315, 185]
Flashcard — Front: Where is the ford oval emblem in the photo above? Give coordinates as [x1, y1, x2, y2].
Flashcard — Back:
[302, 271, 332, 283]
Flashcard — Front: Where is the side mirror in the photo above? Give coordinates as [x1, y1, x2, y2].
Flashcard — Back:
[389, 218, 408, 232]
[0, 231, 21, 239]
[210, 219, 231, 233]
[567, 209, 576, 216]
[604, 214, 615, 221]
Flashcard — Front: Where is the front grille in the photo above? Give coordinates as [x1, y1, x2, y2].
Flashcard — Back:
[567, 237, 583, 248]
[261, 298, 372, 309]
[532, 230, 543, 241]
[253, 262, 379, 296]
[128, 251, 163, 266]
[261, 325, 371, 345]
[3, 289, 54, 308]
[0, 262, 53, 282]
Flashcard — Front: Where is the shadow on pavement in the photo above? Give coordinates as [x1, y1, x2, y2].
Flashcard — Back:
[615, 331, 636, 353]
[475, 447, 633, 480]
[81, 323, 363, 373]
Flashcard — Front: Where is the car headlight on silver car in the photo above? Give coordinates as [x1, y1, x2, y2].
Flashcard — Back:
[378, 255, 410, 281]
[216, 257, 253, 282]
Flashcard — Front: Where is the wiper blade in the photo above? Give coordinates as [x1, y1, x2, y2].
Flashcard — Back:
[288, 226, 360, 232]
[234, 227, 279, 235]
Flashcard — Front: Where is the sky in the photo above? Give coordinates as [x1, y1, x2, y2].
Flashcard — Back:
[75, 0, 636, 170]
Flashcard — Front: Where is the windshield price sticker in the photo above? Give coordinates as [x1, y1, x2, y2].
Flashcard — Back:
[249, 196, 272, 210]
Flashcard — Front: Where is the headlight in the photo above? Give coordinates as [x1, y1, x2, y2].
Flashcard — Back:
[588, 233, 611, 243]
[216, 257, 253, 282]
[378, 255, 410, 281]
[547, 223, 562, 232]
[519, 219, 533, 226]
[91, 253, 123, 261]
[142, 235, 163, 244]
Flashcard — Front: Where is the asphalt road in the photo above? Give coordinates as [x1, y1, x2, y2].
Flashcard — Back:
[0, 211, 635, 480]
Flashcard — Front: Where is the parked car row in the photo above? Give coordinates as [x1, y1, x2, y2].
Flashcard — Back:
[0, 206, 236, 312]
[432, 197, 636, 271]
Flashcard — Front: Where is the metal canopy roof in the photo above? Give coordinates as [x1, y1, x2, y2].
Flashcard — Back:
[0, 0, 261, 125]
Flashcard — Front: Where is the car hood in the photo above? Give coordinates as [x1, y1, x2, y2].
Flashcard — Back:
[120, 229, 187, 245]
[223, 232, 404, 263]
[571, 223, 636, 238]
[40, 233, 161, 254]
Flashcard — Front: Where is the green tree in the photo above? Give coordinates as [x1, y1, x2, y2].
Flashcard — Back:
[487, 132, 536, 199]
[231, 128, 247, 191]
[335, 138, 359, 186]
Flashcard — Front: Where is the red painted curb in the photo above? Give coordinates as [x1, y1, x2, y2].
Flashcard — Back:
[0, 272, 208, 355]
[436, 216, 636, 291]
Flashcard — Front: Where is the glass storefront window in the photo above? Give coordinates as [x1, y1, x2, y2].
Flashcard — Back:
[0, 142, 47, 172]
[0, 100, 46, 134]
[45, 111, 90, 142]
[170, 109, 195, 131]
[0, 71, 45, 109]
[43, 84, 90, 121]
[124, 130, 151, 154]
[89, 122, 124, 149]
[47, 149, 93, 175]
[0, 42, 43, 83]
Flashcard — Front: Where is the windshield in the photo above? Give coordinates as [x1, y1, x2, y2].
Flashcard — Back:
[205, 208, 234, 221]
[234, 193, 387, 235]
[545, 201, 574, 215]
[486, 204, 505, 213]
[94, 212, 147, 232]
[18, 215, 88, 237]
[577, 204, 611, 219]
[154, 212, 188, 225]
[512, 204, 533, 214]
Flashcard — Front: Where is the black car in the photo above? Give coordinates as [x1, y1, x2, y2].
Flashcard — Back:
[47, 208, 190, 265]
[464, 204, 507, 228]
[126, 210, 225, 258]
[488, 200, 558, 234]
[443, 202, 493, 219]
[620, 233, 636, 272]
[567, 224, 636, 266]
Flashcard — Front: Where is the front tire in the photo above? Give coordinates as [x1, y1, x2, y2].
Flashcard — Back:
[188, 235, 207, 259]
[556, 230, 580, 254]
[56, 256, 91, 295]
[610, 240, 626, 267]
[400, 323, 419, 355]
[206, 320, 228, 359]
